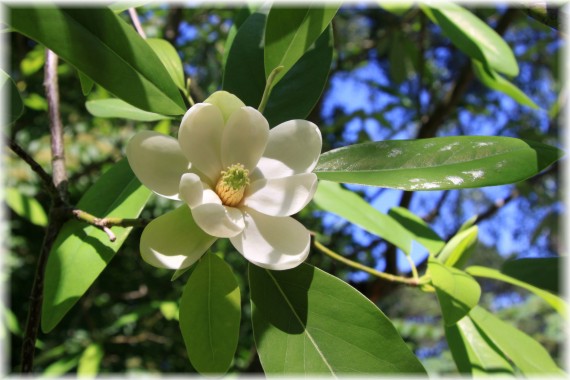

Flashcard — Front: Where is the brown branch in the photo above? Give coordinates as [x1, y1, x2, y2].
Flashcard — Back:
[423, 190, 451, 223]
[128, 7, 147, 39]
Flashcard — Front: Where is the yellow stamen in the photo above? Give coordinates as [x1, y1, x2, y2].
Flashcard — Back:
[215, 163, 250, 207]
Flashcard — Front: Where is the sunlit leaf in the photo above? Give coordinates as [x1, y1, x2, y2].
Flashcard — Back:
[501, 257, 560, 294]
[42, 159, 151, 333]
[179, 253, 241, 374]
[77, 343, 104, 377]
[429, 258, 480, 326]
[436, 225, 478, 268]
[388, 206, 445, 255]
[9, 6, 186, 115]
[466, 266, 567, 317]
[146, 38, 186, 92]
[42, 356, 79, 377]
[422, 2, 518, 76]
[86, 98, 171, 121]
[313, 136, 562, 190]
[19, 43, 45, 76]
[472, 59, 539, 109]
[250, 263, 427, 374]
[264, 5, 339, 86]
[469, 306, 564, 375]
[378, 1, 414, 16]
[24, 93, 47, 111]
[4, 188, 48, 227]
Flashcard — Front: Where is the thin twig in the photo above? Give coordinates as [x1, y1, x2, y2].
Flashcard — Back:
[128, 8, 147, 39]
[71, 208, 149, 242]
[258, 66, 284, 114]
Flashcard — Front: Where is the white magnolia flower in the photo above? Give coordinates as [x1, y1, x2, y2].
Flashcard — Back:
[126, 91, 322, 271]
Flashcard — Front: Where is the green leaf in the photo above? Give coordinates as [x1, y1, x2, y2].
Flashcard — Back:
[146, 38, 186, 92]
[429, 258, 481, 326]
[4, 188, 48, 227]
[456, 215, 478, 234]
[313, 136, 562, 190]
[159, 301, 179, 321]
[445, 316, 514, 375]
[422, 2, 518, 76]
[0, 70, 24, 125]
[501, 257, 560, 294]
[249, 263, 426, 374]
[179, 253, 241, 374]
[472, 59, 539, 109]
[264, 25, 333, 127]
[378, 1, 414, 16]
[85, 98, 171, 121]
[42, 356, 79, 377]
[388, 206, 445, 255]
[78, 70, 94, 96]
[24, 93, 48, 111]
[469, 306, 564, 375]
[466, 266, 567, 318]
[436, 225, 478, 268]
[222, 6, 256, 69]
[42, 159, 151, 333]
[77, 343, 104, 377]
[19, 43, 45, 76]
[264, 5, 339, 86]
[313, 181, 419, 255]
[107, 1, 151, 13]
[9, 6, 186, 115]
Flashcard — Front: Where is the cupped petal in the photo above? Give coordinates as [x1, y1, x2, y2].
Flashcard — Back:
[178, 103, 224, 183]
[244, 173, 318, 216]
[254, 120, 322, 180]
[192, 203, 245, 238]
[126, 130, 189, 200]
[221, 106, 269, 171]
[179, 173, 204, 208]
[204, 91, 246, 123]
[230, 207, 310, 270]
[140, 206, 217, 270]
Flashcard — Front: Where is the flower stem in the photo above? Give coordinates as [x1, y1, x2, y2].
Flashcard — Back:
[257, 65, 284, 114]
[404, 254, 419, 282]
[314, 241, 420, 286]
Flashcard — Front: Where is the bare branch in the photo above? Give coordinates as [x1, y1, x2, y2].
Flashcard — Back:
[128, 7, 147, 39]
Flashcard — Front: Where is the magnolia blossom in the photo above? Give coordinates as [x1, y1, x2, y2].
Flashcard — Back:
[126, 91, 322, 271]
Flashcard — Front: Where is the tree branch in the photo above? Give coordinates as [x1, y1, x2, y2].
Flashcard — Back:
[128, 7, 147, 39]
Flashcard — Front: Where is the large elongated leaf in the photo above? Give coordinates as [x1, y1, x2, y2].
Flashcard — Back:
[8, 6, 186, 115]
[429, 258, 481, 326]
[42, 159, 151, 332]
[387, 206, 444, 255]
[313, 136, 562, 190]
[313, 181, 420, 255]
[445, 316, 514, 375]
[249, 263, 426, 374]
[179, 253, 241, 374]
[422, 2, 518, 76]
[264, 5, 339, 86]
[469, 306, 564, 375]
[86, 98, 171, 121]
[146, 38, 186, 92]
[472, 59, 539, 109]
[502, 257, 560, 294]
[436, 225, 478, 268]
[466, 266, 567, 318]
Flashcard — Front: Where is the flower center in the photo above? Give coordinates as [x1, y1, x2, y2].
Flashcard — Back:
[215, 163, 250, 207]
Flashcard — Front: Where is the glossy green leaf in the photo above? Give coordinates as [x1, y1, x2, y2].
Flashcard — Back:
[264, 25, 333, 127]
[470, 306, 564, 375]
[313, 136, 562, 190]
[422, 2, 518, 76]
[77, 343, 104, 377]
[466, 266, 567, 318]
[250, 263, 426, 374]
[502, 257, 560, 294]
[146, 38, 186, 92]
[313, 181, 418, 255]
[388, 206, 445, 255]
[264, 5, 339, 86]
[78, 70, 94, 96]
[179, 253, 241, 374]
[9, 6, 186, 115]
[429, 258, 481, 326]
[222, 6, 256, 69]
[4, 188, 48, 227]
[42, 159, 151, 333]
[86, 98, 171, 121]
[445, 316, 514, 375]
[472, 59, 539, 109]
[436, 225, 478, 268]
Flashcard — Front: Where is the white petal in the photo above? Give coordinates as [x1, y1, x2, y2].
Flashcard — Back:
[204, 91, 246, 123]
[140, 206, 217, 270]
[179, 173, 204, 208]
[244, 173, 318, 216]
[221, 107, 269, 171]
[230, 208, 310, 270]
[178, 103, 224, 183]
[192, 203, 245, 238]
[126, 130, 189, 200]
[254, 120, 322, 180]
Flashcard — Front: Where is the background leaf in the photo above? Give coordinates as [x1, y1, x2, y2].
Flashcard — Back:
[86, 98, 171, 121]
[429, 258, 481, 326]
[501, 257, 560, 294]
[250, 263, 426, 374]
[77, 343, 104, 377]
[42, 159, 151, 333]
[0, 69, 24, 124]
[4, 187, 48, 227]
[8, 6, 186, 115]
[264, 5, 339, 86]
[313, 136, 562, 190]
[179, 253, 241, 374]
